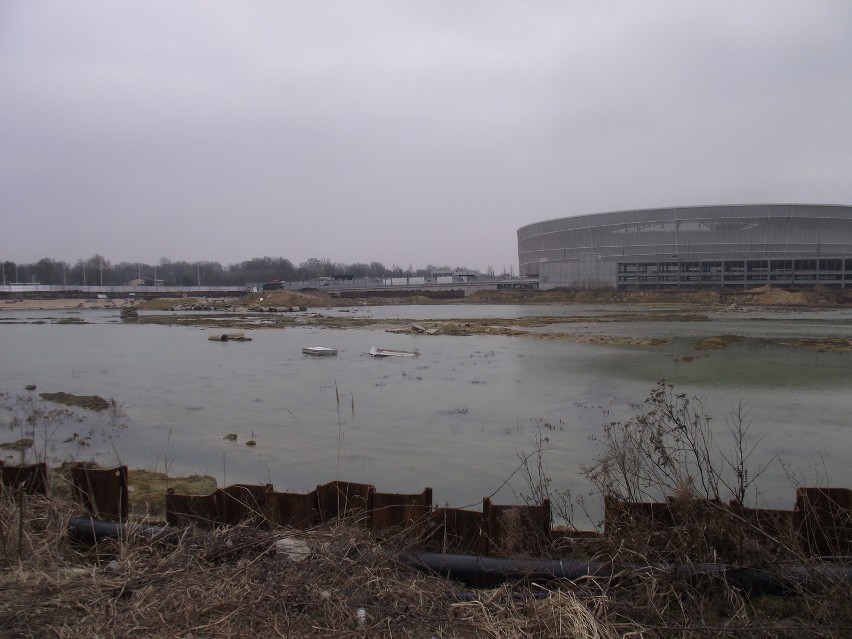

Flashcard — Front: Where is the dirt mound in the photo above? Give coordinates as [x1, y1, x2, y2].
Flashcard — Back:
[137, 285, 851, 311]
[726, 285, 851, 306]
[466, 289, 724, 305]
[467, 286, 852, 307]
[731, 285, 810, 305]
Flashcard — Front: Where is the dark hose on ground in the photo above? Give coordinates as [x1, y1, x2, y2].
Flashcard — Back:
[65, 517, 852, 596]
[67, 516, 178, 545]
[403, 552, 852, 595]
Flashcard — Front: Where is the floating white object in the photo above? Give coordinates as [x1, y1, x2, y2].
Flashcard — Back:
[302, 346, 338, 356]
[369, 346, 419, 357]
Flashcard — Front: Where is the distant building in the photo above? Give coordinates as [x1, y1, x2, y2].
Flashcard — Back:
[125, 277, 165, 286]
[430, 270, 478, 283]
[517, 204, 852, 289]
[453, 270, 478, 282]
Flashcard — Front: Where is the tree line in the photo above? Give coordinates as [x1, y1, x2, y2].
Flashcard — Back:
[1, 256, 491, 287]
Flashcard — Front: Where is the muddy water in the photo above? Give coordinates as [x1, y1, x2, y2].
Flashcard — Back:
[1, 305, 851, 525]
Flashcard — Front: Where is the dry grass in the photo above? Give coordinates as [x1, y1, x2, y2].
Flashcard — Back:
[0, 496, 618, 639]
[3, 496, 848, 639]
[572, 527, 851, 638]
[512, 382, 852, 638]
[4, 380, 850, 638]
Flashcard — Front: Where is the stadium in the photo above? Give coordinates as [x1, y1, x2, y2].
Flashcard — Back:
[517, 204, 852, 290]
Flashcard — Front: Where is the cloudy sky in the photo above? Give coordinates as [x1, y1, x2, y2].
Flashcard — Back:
[2, 2, 851, 273]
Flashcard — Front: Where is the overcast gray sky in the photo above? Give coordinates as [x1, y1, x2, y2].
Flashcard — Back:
[2, 1, 851, 273]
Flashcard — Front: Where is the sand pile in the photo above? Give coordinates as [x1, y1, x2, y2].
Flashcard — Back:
[732, 285, 823, 305]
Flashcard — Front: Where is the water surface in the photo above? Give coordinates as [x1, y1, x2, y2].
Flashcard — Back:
[1, 305, 850, 524]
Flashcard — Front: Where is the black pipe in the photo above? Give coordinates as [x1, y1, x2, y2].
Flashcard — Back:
[67, 516, 177, 545]
[65, 518, 852, 596]
[404, 552, 852, 594]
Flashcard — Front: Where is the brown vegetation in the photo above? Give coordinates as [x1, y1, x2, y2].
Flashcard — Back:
[517, 382, 852, 637]
[3, 382, 850, 637]
[0, 495, 622, 638]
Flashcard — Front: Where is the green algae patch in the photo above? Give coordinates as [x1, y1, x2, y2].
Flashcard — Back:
[694, 335, 746, 351]
[0, 438, 33, 452]
[39, 391, 110, 411]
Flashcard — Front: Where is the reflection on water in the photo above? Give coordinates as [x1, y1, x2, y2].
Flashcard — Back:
[1, 305, 850, 524]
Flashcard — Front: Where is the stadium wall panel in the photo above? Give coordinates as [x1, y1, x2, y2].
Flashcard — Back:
[517, 205, 852, 289]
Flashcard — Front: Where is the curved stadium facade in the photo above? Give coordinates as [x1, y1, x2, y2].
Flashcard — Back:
[517, 204, 852, 290]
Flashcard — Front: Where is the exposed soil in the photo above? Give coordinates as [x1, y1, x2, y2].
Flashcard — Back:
[135, 284, 852, 315]
[694, 335, 748, 350]
[5, 284, 852, 312]
[254, 285, 852, 309]
[776, 337, 852, 353]
[4, 287, 851, 355]
[118, 285, 852, 353]
[1, 297, 137, 310]
[464, 284, 852, 307]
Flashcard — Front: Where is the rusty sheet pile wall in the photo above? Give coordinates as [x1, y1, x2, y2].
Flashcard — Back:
[2, 461, 850, 559]
[604, 489, 852, 559]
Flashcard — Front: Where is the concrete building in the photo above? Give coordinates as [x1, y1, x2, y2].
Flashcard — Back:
[517, 204, 852, 289]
